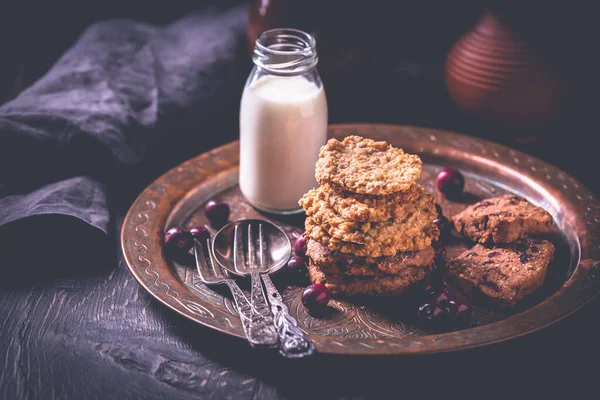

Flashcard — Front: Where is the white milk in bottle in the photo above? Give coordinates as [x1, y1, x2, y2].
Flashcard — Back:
[240, 29, 328, 214]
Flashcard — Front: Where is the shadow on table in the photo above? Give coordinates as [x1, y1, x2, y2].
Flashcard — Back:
[0, 214, 113, 288]
[162, 292, 600, 398]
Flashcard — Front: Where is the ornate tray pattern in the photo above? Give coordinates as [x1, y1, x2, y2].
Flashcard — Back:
[121, 124, 600, 355]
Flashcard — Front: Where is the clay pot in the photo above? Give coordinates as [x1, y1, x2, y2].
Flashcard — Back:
[445, 9, 566, 126]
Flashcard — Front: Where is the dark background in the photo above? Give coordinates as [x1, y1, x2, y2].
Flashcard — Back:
[2, 1, 597, 189]
[1, 1, 599, 399]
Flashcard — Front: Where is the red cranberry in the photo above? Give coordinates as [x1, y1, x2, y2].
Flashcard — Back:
[434, 215, 451, 237]
[431, 240, 446, 262]
[432, 306, 445, 319]
[435, 203, 443, 216]
[189, 226, 210, 243]
[456, 303, 471, 318]
[302, 284, 331, 310]
[187, 246, 198, 263]
[204, 200, 230, 228]
[293, 233, 308, 258]
[286, 256, 307, 272]
[435, 291, 450, 307]
[417, 303, 436, 321]
[164, 227, 193, 263]
[445, 300, 459, 316]
[436, 168, 465, 198]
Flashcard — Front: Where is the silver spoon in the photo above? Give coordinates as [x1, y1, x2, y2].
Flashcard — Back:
[213, 219, 316, 358]
[193, 237, 278, 347]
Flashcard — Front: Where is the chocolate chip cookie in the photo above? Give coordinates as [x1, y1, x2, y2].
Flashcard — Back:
[315, 135, 422, 195]
[305, 217, 439, 257]
[446, 238, 555, 306]
[452, 194, 555, 244]
[300, 188, 438, 245]
[308, 260, 433, 296]
[306, 238, 434, 276]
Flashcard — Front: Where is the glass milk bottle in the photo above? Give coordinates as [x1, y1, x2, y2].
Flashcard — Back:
[240, 28, 328, 215]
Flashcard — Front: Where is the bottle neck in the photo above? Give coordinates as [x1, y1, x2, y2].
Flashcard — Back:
[252, 29, 318, 76]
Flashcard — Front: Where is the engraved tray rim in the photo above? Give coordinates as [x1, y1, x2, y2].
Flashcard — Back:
[121, 124, 600, 355]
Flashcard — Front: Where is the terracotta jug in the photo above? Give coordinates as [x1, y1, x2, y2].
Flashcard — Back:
[445, 9, 566, 126]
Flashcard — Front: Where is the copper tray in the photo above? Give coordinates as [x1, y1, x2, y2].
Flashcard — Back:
[121, 124, 600, 355]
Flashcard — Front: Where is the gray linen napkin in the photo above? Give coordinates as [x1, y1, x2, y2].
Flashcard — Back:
[0, 4, 248, 238]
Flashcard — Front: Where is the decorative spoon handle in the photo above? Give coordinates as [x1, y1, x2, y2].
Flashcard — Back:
[260, 273, 315, 358]
[223, 279, 277, 347]
[248, 271, 279, 346]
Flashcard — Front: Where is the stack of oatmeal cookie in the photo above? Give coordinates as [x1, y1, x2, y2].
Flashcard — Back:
[299, 136, 440, 296]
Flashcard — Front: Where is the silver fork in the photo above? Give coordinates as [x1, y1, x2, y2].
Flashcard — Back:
[233, 222, 315, 358]
[232, 224, 279, 346]
[194, 238, 278, 347]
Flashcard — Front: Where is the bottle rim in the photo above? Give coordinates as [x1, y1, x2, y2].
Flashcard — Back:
[253, 28, 318, 76]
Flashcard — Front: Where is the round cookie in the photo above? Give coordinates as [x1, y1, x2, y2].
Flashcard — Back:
[303, 183, 426, 223]
[304, 217, 439, 258]
[306, 238, 435, 276]
[307, 260, 433, 296]
[315, 135, 422, 195]
[300, 189, 438, 245]
[452, 194, 556, 244]
[446, 238, 555, 306]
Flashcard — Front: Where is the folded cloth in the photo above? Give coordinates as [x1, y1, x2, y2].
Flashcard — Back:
[0, 3, 249, 237]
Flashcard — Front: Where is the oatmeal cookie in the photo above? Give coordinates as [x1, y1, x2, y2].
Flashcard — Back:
[452, 194, 555, 244]
[308, 260, 433, 296]
[315, 135, 422, 195]
[306, 238, 434, 276]
[301, 189, 437, 245]
[446, 238, 555, 306]
[301, 183, 427, 223]
[305, 217, 439, 257]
